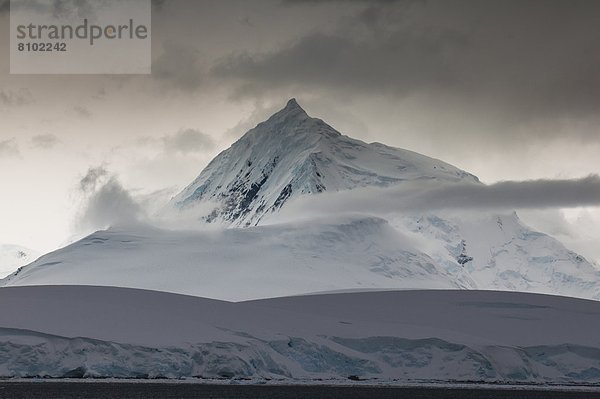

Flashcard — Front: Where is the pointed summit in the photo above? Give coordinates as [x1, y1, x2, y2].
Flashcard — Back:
[169, 99, 479, 226]
[285, 98, 300, 110]
[273, 97, 308, 120]
[233, 98, 314, 145]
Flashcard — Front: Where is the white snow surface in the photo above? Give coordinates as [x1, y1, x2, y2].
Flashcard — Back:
[0, 218, 457, 301]
[1, 285, 600, 382]
[0, 244, 39, 279]
[3, 213, 599, 301]
[390, 211, 600, 301]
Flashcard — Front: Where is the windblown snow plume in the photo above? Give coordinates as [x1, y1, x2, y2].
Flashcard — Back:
[75, 167, 144, 234]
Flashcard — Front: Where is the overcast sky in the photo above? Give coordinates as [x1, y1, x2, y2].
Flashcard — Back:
[0, 0, 599, 260]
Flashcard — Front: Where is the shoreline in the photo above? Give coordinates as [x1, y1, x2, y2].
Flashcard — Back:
[1, 378, 600, 392]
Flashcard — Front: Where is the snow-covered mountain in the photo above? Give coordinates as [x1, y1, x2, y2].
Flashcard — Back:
[0, 244, 39, 279]
[3, 99, 600, 302]
[169, 98, 479, 227]
[165, 98, 600, 300]
[2, 98, 600, 382]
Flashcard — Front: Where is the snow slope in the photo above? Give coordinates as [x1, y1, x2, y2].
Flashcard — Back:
[0, 244, 39, 278]
[168, 99, 479, 227]
[0, 218, 461, 301]
[392, 211, 600, 301]
[1, 285, 600, 383]
[3, 214, 599, 302]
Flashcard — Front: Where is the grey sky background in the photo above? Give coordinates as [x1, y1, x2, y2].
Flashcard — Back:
[0, 0, 599, 262]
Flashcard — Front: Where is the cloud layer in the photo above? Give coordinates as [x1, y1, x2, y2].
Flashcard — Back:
[216, 1, 600, 123]
[276, 176, 600, 222]
[207, 0, 600, 162]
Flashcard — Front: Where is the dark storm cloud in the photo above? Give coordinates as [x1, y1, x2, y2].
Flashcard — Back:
[162, 128, 214, 154]
[279, 175, 600, 219]
[214, 29, 463, 95]
[151, 0, 168, 11]
[2, 0, 163, 17]
[282, 0, 408, 4]
[152, 42, 204, 92]
[410, 176, 600, 211]
[7, 0, 96, 18]
[215, 0, 600, 125]
[30, 134, 61, 149]
[51, 0, 95, 19]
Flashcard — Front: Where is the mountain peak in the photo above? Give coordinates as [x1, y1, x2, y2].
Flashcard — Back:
[276, 97, 308, 119]
[256, 98, 311, 133]
[169, 99, 480, 226]
[285, 98, 301, 110]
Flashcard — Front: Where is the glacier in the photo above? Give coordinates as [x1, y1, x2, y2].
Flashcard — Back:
[1, 286, 600, 383]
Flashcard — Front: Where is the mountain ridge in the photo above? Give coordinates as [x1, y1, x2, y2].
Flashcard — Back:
[0, 244, 40, 279]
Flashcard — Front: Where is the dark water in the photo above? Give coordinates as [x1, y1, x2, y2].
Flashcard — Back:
[1, 383, 600, 399]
